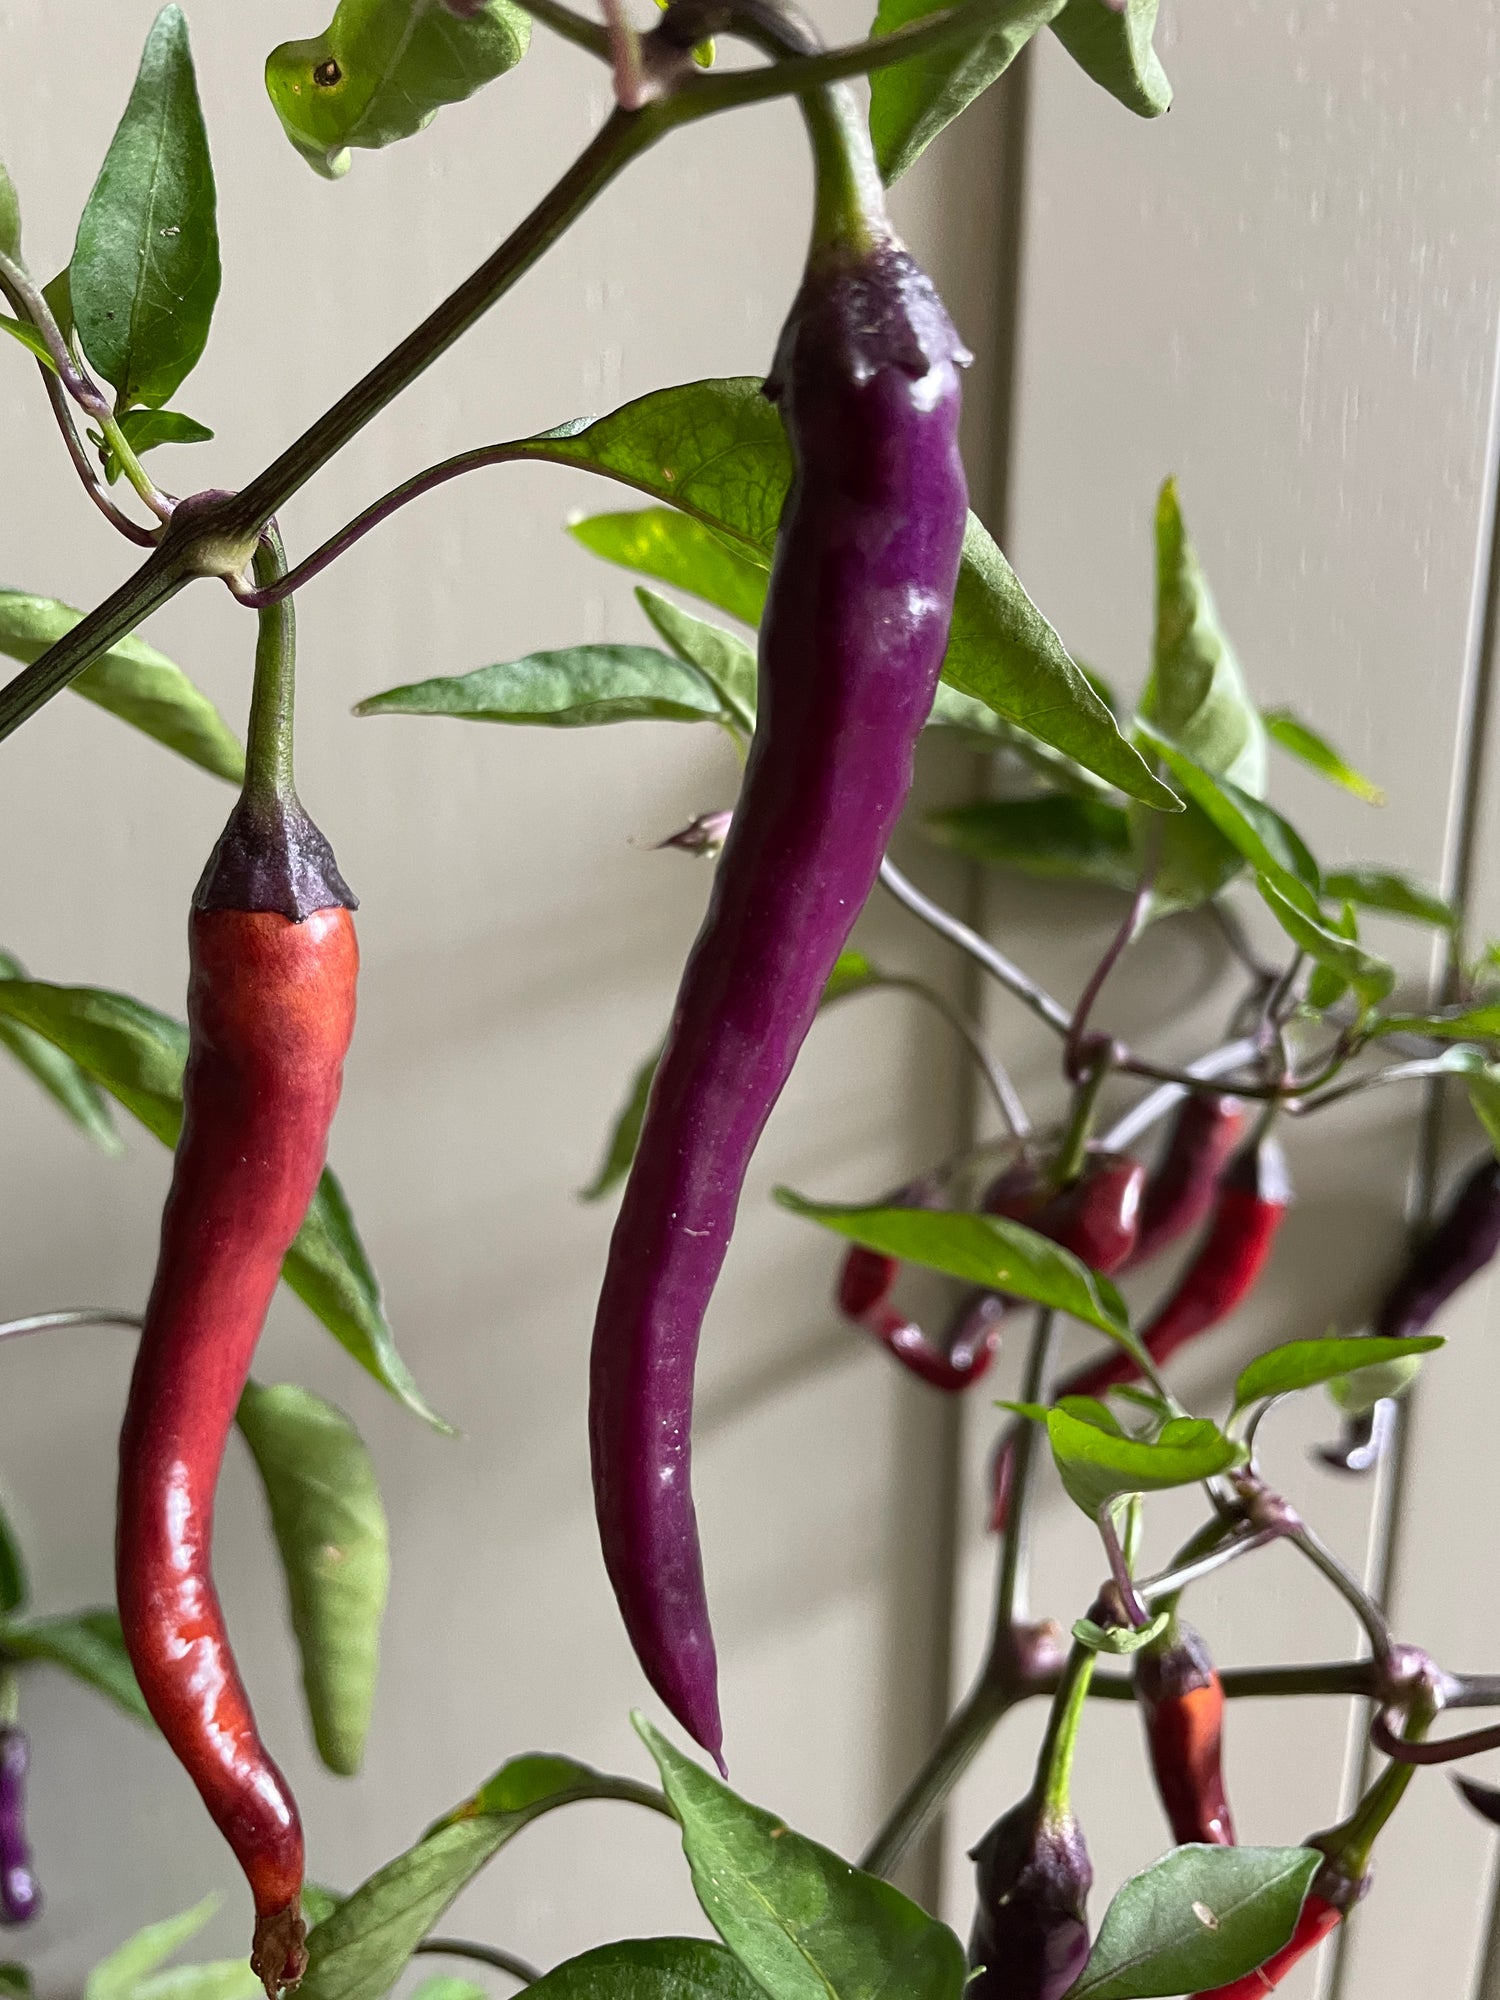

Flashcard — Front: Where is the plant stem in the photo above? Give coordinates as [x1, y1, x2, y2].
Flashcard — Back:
[1033, 1644, 1093, 1820]
[1065, 873, 1151, 1080]
[244, 528, 296, 804]
[524, 0, 612, 56]
[995, 1311, 1058, 1625]
[1051, 1055, 1111, 1185]
[34, 363, 160, 546]
[1101, 1038, 1260, 1152]
[1139, 1526, 1278, 1607]
[0, 1310, 142, 1345]
[1285, 1523, 1393, 1664]
[416, 1940, 541, 1987]
[878, 858, 1072, 1035]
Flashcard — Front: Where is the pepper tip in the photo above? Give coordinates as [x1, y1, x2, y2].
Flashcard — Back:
[251, 1903, 308, 1998]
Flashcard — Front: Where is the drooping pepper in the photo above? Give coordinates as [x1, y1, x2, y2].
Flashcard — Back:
[0, 1725, 38, 1927]
[1191, 1890, 1342, 1999]
[991, 1134, 1290, 1530]
[117, 544, 356, 1995]
[588, 33, 969, 1765]
[1135, 1622, 1235, 1846]
[1319, 1153, 1500, 1473]
[1123, 1092, 1246, 1270]
[835, 1150, 1144, 1394]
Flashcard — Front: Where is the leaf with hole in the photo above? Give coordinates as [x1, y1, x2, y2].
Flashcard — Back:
[71, 6, 220, 408]
[637, 1717, 966, 2000]
[266, 0, 530, 178]
[1065, 1844, 1320, 1998]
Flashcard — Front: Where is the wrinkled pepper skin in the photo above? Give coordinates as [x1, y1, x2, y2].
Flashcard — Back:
[967, 1799, 1093, 2000]
[119, 794, 358, 1995]
[1123, 1093, 1246, 1271]
[591, 233, 969, 1763]
[1136, 1625, 1236, 1846]
[0, 1727, 39, 1926]
[992, 1137, 1289, 1530]
[1190, 1891, 1340, 1998]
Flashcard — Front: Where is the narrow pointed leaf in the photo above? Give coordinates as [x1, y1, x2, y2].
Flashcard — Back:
[569, 510, 769, 628]
[86, 1898, 221, 2000]
[636, 1717, 966, 2000]
[635, 588, 757, 733]
[1263, 706, 1384, 805]
[1256, 875, 1394, 1005]
[924, 796, 1136, 889]
[1233, 1335, 1442, 1411]
[131, 1963, 262, 2000]
[0, 1495, 26, 1617]
[0, 316, 55, 369]
[1050, 0, 1169, 115]
[1135, 722, 1319, 892]
[0, 592, 243, 781]
[72, 6, 220, 408]
[868, 0, 1064, 184]
[266, 0, 530, 179]
[0, 949, 122, 1151]
[0, 160, 20, 262]
[356, 645, 727, 728]
[524, 1940, 763, 2000]
[0, 1610, 150, 1723]
[236, 1382, 390, 1778]
[1323, 867, 1453, 928]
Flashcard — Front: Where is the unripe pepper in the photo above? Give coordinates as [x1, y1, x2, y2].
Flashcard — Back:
[0, 1726, 39, 1927]
[117, 550, 355, 1994]
[1135, 1623, 1235, 1846]
[1320, 1154, 1500, 1473]
[589, 37, 968, 1764]
[991, 1134, 1290, 1530]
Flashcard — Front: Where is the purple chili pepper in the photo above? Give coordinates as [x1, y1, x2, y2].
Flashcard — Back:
[967, 1796, 1093, 2000]
[0, 1728, 39, 1927]
[588, 57, 969, 1764]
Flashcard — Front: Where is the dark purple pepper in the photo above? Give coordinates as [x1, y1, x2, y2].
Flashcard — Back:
[1317, 1155, 1500, 1474]
[0, 1728, 39, 1927]
[588, 81, 969, 1765]
[967, 1798, 1092, 2000]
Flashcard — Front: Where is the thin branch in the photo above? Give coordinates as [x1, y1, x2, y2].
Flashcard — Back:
[880, 975, 1030, 1139]
[524, 0, 612, 58]
[0, 252, 111, 418]
[34, 364, 160, 545]
[1100, 1037, 1261, 1152]
[995, 1311, 1058, 1627]
[1139, 1527, 1278, 1606]
[1285, 1523, 1393, 1663]
[877, 857, 1072, 1035]
[416, 1939, 541, 1987]
[0, 1308, 141, 1343]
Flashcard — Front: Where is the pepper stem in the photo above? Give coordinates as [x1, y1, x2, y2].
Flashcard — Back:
[1034, 1642, 1095, 1823]
[243, 525, 297, 807]
[1314, 1690, 1435, 1886]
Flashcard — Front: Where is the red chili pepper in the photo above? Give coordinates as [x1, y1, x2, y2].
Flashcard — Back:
[1123, 1093, 1246, 1271]
[1136, 1625, 1236, 1847]
[991, 1135, 1290, 1530]
[1190, 1891, 1340, 1998]
[117, 574, 356, 1994]
[588, 64, 969, 1765]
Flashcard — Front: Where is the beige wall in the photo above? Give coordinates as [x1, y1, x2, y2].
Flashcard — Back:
[4, 2, 1500, 1997]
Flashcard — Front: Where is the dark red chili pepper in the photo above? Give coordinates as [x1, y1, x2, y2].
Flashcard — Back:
[991, 1135, 1290, 1531]
[117, 570, 355, 1994]
[1190, 1891, 1341, 1999]
[834, 1151, 1144, 1395]
[0, 1727, 39, 1927]
[1318, 1154, 1500, 1473]
[1136, 1623, 1235, 1846]
[1123, 1092, 1246, 1270]
[589, 66, 968, 1764]
[967, 1797, 1093, 2000]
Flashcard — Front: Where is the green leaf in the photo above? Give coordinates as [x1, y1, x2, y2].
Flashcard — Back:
[446, 381, 1173, 810]
[1375, 1006, 1500, 1044]
[130, 1964, 262, 2000]
[635, 588, 757, 735]
[0, 591, 242, 781]
[1050, 0, 1170, 117]
[0, 1609, 150, 1723]
[1329, 1353, 1426, 1415]
[923, 796, 1136, 890]
[1233, 1335, 1443, 1411]
[1044, 1407, 1243, 1518]
[235, 1382, 389, 1778]
[1072, 1610, 1170, 1656]
[1066, 1845, 1320, 1999]
[266, 0, 530, 179]
[0, 1967, 31, 2000]
[868, 0, 1064, 185]
[636, 1717, 966, 2000]
[407, 1981, 485, 2000]
[0, 1493, 26, 1618]
[524, 1940, 765, 2000]
[1134, 723, 1320, 893]
[774, 1191, 1139, 1352]
[821, 950, 884, 1005]
[1468, 1068, 1500, 1158]
[101, 407, 214, 482]
[0, 948, 122, 1152]
[355, 645, 728, 729]
[0, 315, 56, 370]
[301, 1887, 343, 1929]
[0, 980, 440, 1427]
[0, 159, 21, 262]
[86, 1898, 221, 2000]
[71, 7, 220, 409]
[569, 510, 769, 629]
[1263, 707, 1384, 805]
[1323, 867, 1454, 929]
[297, 1756, 661, 2000]
[1257, 874, 1395, 1006]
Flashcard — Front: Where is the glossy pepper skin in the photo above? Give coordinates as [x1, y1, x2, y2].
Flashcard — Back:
[835, 1150, 1144, 1394]
[967, 1798, 1093, 2000]
[1190, 1891, 1340, 1998]
[1136, 1624, 1236, 1846]
[1123, 1093, 1246, 1271]
[589, 95, 968, 1765]
[118, 787, 357, 1995]
[0, 1727, 39, 1926]
[992, 1136, 1290, 1530]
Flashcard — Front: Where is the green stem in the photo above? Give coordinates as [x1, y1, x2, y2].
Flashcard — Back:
[1052, 1055, 1111, 1186]
[243, 527, 296, 804]
[415, 1940, 540, 1988]
[0, 547, 189, 741]
[1317, 1693, 1434, 1884]
[994, 1311, 1058, 1630]
[0, 1665, 17, 1728]
[1033, 1644, 1094, 1821]
[95, 410, 172, 520]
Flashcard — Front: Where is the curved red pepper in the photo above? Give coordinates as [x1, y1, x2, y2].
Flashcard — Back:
[1136, 1626, 1236, 1846]
[991, 1136, 1290, 1531]
[588, 75, 969, 1765]
[1190, 1892, 1340, 1998]
[1123, 1093, 1246, 1271]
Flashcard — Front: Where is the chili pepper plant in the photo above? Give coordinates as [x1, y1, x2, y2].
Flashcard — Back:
[3, 4, 1500, 1999]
